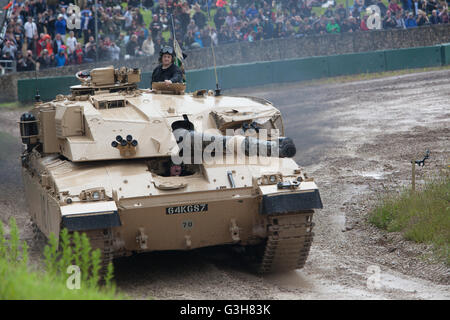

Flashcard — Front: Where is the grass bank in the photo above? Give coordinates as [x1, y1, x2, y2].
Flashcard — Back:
[369, 169, 450, 265]
[303, 65, 450, 86]
[0, 101, 33, 109]
[0, 260, 121, 299]
[0, 218, 124, 299]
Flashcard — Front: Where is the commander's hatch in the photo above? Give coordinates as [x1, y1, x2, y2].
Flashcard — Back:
[89, 94, 149, 122]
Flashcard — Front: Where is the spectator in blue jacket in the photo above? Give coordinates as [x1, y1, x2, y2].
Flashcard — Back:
[401, 0, 413, 11]
[55, 14, 67, 36]
[404, 12, 418, 27]
[245, 4, 259, 19]
[194, 31, 203, 48]
[55, 48, 67, 67]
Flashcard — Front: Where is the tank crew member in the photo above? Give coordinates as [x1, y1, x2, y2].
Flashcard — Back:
[151, 46, 183, 85]
[170, 164, 182, 176]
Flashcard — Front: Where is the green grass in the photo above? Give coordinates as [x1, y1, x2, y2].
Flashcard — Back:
[140, 7, 152, 27]
[114, 1, 391, 41]
[0, 218, 124, 299]
[0, 101, 32, 109]
[0, 102, 16, 108]
[138, 6, 218, 42]
[0, 260, 122, 299]
[162, 30, 171, 42]
[298, 65, 450, 87]
[369, 169, 450, 265]
[137, 8, 173, 42]
[311, 0, 391, 17]
[207, 8, 218, 27]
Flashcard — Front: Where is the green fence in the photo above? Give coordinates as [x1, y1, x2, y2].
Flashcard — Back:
[441, 43, 450, 66]
[17, 44, 450, 102]
[384, 46, 442, 71]
[327, 51, 386, 76]
[18, 76, 79, 102]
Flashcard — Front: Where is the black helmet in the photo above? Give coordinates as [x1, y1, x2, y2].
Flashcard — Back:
[159, 46, 174, 63]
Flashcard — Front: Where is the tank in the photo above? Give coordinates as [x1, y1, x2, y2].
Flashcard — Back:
[19, 66, 323, 273]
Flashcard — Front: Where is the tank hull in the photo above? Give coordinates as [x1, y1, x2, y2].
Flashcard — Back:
[115, 188, 260, 252]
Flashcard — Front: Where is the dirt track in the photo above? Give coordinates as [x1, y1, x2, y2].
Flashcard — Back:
[0, 69, 449, 299]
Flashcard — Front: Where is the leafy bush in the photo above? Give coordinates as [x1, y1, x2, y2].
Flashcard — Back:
[43, 228, 114, 289]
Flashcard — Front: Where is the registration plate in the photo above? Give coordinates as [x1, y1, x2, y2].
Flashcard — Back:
[166, 204, 208, 215]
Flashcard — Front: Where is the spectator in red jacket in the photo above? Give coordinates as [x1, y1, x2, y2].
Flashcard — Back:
[388, 0, 403, 14]
[360, 15, 370, 31]
[439, 7, 449, 23]
[44, 36, 53, 55]
[74, 43, 84, 64]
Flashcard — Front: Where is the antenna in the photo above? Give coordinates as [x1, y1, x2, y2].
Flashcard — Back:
[170, 13, 177, 44]
[94, 0, 99, 63]
[170, 13, 187, 83]
[34, 67, 41, 103]
[206, 2, 221, 96]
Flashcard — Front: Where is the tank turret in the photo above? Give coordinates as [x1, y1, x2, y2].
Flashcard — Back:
[18, 67, 294, 162]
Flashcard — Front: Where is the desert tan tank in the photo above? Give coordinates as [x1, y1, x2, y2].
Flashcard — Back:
[19, 66, 322, 273]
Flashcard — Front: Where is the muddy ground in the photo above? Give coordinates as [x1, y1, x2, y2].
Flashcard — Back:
[0, 69, 449, 299]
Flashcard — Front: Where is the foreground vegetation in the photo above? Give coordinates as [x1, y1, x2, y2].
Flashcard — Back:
[369, 169, 450, 265]
[0, 218, 123, 299]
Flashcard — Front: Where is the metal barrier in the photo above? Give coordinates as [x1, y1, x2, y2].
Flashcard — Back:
[0, 59, 15, 74]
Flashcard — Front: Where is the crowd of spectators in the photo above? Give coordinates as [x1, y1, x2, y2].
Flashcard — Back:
[1, 0, 449, 73]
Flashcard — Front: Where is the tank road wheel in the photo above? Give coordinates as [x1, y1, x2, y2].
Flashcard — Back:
[29, 220, 47, 251]
[248, 210, 315, 274]
[31, 220, 46, 242]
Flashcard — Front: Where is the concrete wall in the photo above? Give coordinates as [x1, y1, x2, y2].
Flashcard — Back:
[17, 43, 450, 103]
[189, 24, 450, 70]
[2, 24, 450, 102]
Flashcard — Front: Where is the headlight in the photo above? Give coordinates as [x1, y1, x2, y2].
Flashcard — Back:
[92, 191, 100, 200]
[258, 174, 281, 185]
[80, 188, 106, 201]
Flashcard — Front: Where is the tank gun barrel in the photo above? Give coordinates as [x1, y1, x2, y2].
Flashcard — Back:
[174, 129, 296, 158]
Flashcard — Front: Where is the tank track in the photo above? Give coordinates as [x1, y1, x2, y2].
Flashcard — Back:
[256, 210, 315, 273]
[83, 228, 114, 276]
